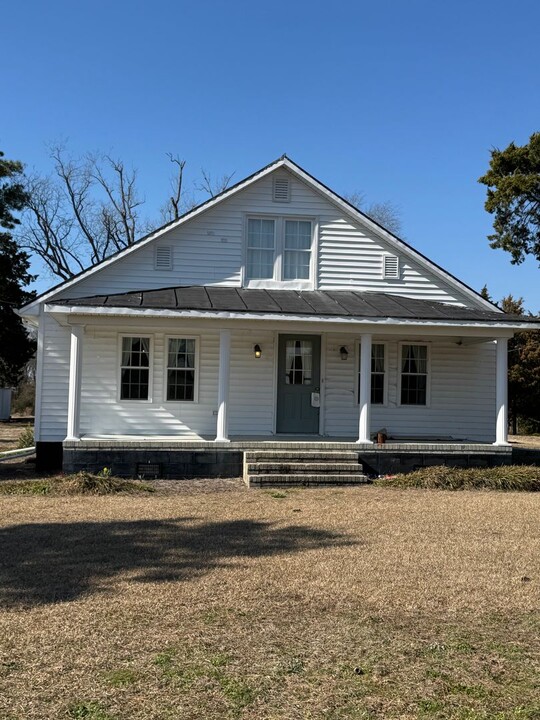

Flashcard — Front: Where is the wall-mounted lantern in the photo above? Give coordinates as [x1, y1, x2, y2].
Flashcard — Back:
[254, 344, 262, 359]
[339, 346, 349, 361]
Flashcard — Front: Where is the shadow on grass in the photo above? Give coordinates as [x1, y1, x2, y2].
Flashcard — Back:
[0, 518, 353, 606]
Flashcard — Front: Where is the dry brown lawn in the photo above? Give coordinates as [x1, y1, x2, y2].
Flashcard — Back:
[0, 485, 539, 720]
[510, 434, 540, 448]
[0, 421, 32, 453]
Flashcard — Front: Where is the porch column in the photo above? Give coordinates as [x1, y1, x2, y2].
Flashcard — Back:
[215, 329, 231, 442]
[357, 333, 373, 444]
[494, 337, 509, 446]
[65, 324, 84, 441]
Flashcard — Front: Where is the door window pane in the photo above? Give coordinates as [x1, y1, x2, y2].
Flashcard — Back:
[285, 340, 312, 385]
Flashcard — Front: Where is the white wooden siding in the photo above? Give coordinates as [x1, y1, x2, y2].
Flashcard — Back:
[37, 317, 496, 443]
[78, 327, 219, 438]
[229, 330, 275, 435]
[55, 169, 471, 306]
[38, 320, 277, 441]
[323, 334, 496, 442]
[39, 313, 70, 441]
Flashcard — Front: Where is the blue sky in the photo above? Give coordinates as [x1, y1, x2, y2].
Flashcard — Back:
[3, 0, 540, 309]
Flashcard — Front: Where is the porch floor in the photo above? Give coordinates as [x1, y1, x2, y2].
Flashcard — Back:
[66, 434, 511, 454]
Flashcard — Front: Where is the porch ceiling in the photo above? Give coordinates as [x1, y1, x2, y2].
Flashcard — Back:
[50, 286, 538, 326]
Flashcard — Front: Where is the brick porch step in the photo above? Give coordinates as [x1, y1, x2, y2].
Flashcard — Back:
[244, 450, 370, 487]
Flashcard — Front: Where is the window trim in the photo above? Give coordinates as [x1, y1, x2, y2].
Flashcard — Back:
[242, 214, 315, 287]
[397, 342, 431, 407]
[117, 334, 153, 403]
[355, 341, 388, 406]
[163, 335, 200, 404]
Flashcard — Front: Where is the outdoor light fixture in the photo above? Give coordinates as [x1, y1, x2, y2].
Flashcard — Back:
[339, 346, 349, 361]
[254, 344, 262, 359]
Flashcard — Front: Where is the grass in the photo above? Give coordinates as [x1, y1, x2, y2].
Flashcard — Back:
[376, 464, 540, 491]
[15, 425, 34, 450]
[0, 486, 539, 718]
[0, 421, 34, 453]
[0, 471, 155, 495]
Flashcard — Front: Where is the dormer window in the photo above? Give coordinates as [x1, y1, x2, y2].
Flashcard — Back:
[246, 219, 275, 279]
[284, 220, 311, 279]
[245, 217, 313, 284]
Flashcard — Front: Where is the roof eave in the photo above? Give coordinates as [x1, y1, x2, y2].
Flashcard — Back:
[44, 303, 538, 331]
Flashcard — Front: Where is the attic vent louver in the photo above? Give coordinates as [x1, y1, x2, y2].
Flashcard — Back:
[273, 177, 290, 203]
[382, 254, 400, 280]
[155, 245, 173, 270]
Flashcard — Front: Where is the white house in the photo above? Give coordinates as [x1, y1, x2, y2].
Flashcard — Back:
[19, 156, 540, 479]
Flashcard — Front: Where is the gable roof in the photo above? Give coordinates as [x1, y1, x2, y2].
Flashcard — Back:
[20, 155, 499, 315]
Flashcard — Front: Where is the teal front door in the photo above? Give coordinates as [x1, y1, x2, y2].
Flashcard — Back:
[276, 335, 321, 434]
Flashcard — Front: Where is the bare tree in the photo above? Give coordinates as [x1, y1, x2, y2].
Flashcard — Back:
[19, 147, 147, 280]
[196, 168, 235, 198]
[164, 153, 186, 222]
[343, 191, 402, 236]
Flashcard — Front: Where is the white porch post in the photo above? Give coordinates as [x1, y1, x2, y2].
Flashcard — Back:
[357, 333, 373, 444]
[494, 337, 509, 446]
[65, 324, 84, 441]
[215, 329, 231, 442]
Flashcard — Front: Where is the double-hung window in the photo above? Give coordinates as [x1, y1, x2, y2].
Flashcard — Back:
[283, 220, 312, 279]
[166, 338, 198, 401]
[245, 217, 313, 282]
[120, 337, 151, 400]
[400, 344, 428, 405]
[246, 218, 275, 279]
[357, 343, 386, 404]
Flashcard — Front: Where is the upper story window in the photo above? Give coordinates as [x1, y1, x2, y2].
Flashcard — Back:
[246, 219, 275, 279]
[245, 217, 313, 284]
[284, 221, 312, 279]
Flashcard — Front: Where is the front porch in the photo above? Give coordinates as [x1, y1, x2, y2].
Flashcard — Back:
[63, 435, 513, 482]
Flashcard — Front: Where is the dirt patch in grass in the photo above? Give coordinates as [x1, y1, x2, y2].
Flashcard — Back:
[0, 487, 539, 719]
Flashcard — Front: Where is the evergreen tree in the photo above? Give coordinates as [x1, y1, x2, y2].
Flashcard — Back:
[0, 151, 36, 387]
[479, 132, 540, 264]
[500, 295, 540, 434]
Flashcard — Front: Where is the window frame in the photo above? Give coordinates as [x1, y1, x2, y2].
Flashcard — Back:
[356, 341, 388, 406]
[163, 335, 200, 404]
[398, 342, 431, 407]
[243, 214, 315, 287]
[118, 334, 153, 403]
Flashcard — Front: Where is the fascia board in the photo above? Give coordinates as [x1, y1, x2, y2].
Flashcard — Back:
[44, 303, 537, 332]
